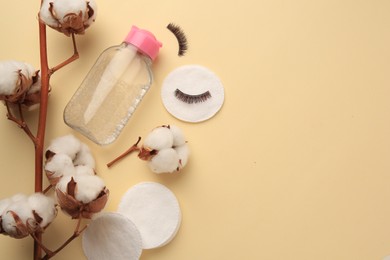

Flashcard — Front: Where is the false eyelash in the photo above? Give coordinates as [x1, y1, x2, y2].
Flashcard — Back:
[167, 23, 188, 56]
[174, 89, 212, 104]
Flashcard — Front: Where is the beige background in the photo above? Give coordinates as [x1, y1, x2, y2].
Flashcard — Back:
[1, 0, 390, 259]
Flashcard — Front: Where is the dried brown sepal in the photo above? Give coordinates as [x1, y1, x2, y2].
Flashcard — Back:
[45, 150, 56, 161]
[56, 184, 109, 219]
[0, 70, 41, 107]
[67, 177, 77, 198]
[138, 147, 158, 161]
[8, 211, 31, 239]
[56, 188, 81, 219]
[32, 210, 43, 225]
[81, 188, 109, 219]
[44, 150, 60, 186]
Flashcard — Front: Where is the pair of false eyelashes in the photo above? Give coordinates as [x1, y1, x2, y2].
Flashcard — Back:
[174, 89, 212, 104]
[167, 23, 212, 104]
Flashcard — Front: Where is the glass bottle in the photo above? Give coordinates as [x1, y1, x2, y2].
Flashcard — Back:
[64, 26, 162, 145]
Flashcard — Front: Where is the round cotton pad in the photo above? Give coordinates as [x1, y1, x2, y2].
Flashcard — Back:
[161, 65, 225, 122]
[117, 182, 182, 249]
[82, 212, 142, 260]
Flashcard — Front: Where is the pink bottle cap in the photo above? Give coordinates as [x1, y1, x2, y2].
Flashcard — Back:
[124, 26, 162, 61]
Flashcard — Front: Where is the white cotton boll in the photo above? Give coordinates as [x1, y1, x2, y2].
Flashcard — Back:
[0, 61, 21, 95]
[174, 144, 190, 169]
[46, 134, 81, 160]
[148, 148, 180, 174]
[45, 153, 76, 177]
[40, 0, 97, 36]
[27, 193, 57, 228]
[74, 143, 95, 168]
[144, 126, 174, 150]
[1, 199, 33, 236]
[169, 125, 186, 147]
[0, 198, 11, 215]
[73, 175, 106, 204]
[75, 165, 95, 176]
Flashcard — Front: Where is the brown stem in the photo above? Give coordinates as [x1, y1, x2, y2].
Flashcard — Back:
[41, 218, 87, 260]
[42, 184, 53, 194]
[50, 33, 79, 74]
[34, 19, 80, 260]
[5, 102, 37, 143]
[30, 233, 53, 256]
[34, 18, 51, 260]
[106, 137, 142, 168]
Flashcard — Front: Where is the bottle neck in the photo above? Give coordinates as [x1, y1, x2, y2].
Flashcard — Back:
[121, 42, 153, 64]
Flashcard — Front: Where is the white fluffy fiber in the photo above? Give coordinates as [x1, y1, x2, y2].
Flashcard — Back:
[45, 153, 76, 178]
[143, 125, 190, 174]
[46, 134, 81, 160]
[169, 125, 186, 147]
[143, 126, 174, 151]
[75, 165, 95, 176]
[0, 198, 11, 215]
[74, 143, 95, 168]
[0, 60, 37, 96]
[27, 193, 57, 228]
[148, 148, 180, 174]
[174, 144, 190, 169]
[0, 193, 56, 238]
[57, 175, 105, 204]
[40, 0, 97, 28]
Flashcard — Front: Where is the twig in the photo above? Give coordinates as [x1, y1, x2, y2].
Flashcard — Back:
[107, 137, 142, 168]
[5, 102, 37, 143]
[41, 218, 87, 260]
[42, 184, 52, 194]
[50, 33, 79, 75]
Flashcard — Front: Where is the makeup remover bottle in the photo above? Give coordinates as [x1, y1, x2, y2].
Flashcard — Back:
[64, 26, 162, 145]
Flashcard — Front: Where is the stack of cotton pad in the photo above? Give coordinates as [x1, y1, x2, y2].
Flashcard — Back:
[82, 182, 181, 259]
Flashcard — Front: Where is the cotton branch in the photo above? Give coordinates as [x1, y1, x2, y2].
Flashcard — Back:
[34, 19, 80, 260]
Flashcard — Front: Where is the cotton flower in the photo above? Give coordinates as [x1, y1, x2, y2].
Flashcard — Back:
[56, 175, 109, 219]
[0, 193, 57, 239]
[0, 60, 41, 108]
[39, 0, 97, 36]
[139, 125, 190, 174]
